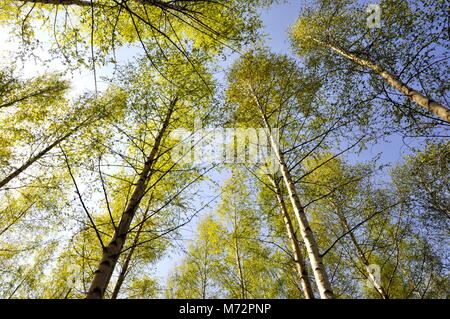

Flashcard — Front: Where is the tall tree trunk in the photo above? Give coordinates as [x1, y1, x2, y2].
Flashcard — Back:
[310, 37, 450, 123]
[268, 175, 315, 299]
[86, 99, 176, 299]
[110, 208, 149, 299]
[269, 141, 334, 299]
[232, 208, 246, 299]
[250, 90, 334, 298]
[200, 242, 210, 299]
[335, 208, 389, 299]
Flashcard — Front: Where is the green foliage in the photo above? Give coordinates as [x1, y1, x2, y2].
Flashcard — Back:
[167, 169, 288, 298]
[298, 152, 449, 298]
[391, 141, 449, 234]
[0, 0, 448, 300]
[227, 49, 321, 128]
[0, 0, 275, 67]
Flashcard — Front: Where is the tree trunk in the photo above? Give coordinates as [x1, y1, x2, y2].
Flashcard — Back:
[250, 91, 334, 298]
[270, 142, 334, 299]
[200, 240, 211, 299]
[268, 175, 315, 299]
[311, 37, 450, 123]
[86, 98, 176, 299]
[232, 207, 246, 299]
[110, 208, 149, 299]
[233, 235, 246, 299]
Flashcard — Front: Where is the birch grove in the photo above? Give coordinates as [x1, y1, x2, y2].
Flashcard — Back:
[0, 0, 448, 299]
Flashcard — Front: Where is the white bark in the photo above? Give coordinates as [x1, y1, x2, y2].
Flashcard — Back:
[311, 37, 450, 123]
[250, 90, 334, 299]
[269, 175, 315, 299]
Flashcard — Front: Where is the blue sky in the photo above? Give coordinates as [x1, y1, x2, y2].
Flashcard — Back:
[260, 1, 305, 54]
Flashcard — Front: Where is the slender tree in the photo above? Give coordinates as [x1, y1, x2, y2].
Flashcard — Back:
[227, 50, 337, 298]
[267, 174, 315, 299]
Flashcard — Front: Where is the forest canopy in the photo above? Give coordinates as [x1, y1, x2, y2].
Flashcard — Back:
[0, 0, 448, 300]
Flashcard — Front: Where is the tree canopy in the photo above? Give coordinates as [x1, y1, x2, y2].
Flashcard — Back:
[0, 0, 448, 300]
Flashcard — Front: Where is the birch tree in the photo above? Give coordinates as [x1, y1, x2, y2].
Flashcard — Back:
[166, 213, 225, 299]
[266, 174, 315, 299]
[226, 50, 340, 298]
[167, 169, 289, 299]
[300, 153, 449, 298]
[290, 0, 450, 128]
[84, 50, 216, 298]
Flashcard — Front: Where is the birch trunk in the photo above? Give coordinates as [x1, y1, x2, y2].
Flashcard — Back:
[234, 235, 246, 299]
[200, 249, 208, 299]
[311, 37, 450, 123]
[250, 92, 334, 298]
[86, 99, 176, 299]
[268, 175, 315, 299]
[270, 141, 334, 298]
[232, 207, 246, 299]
